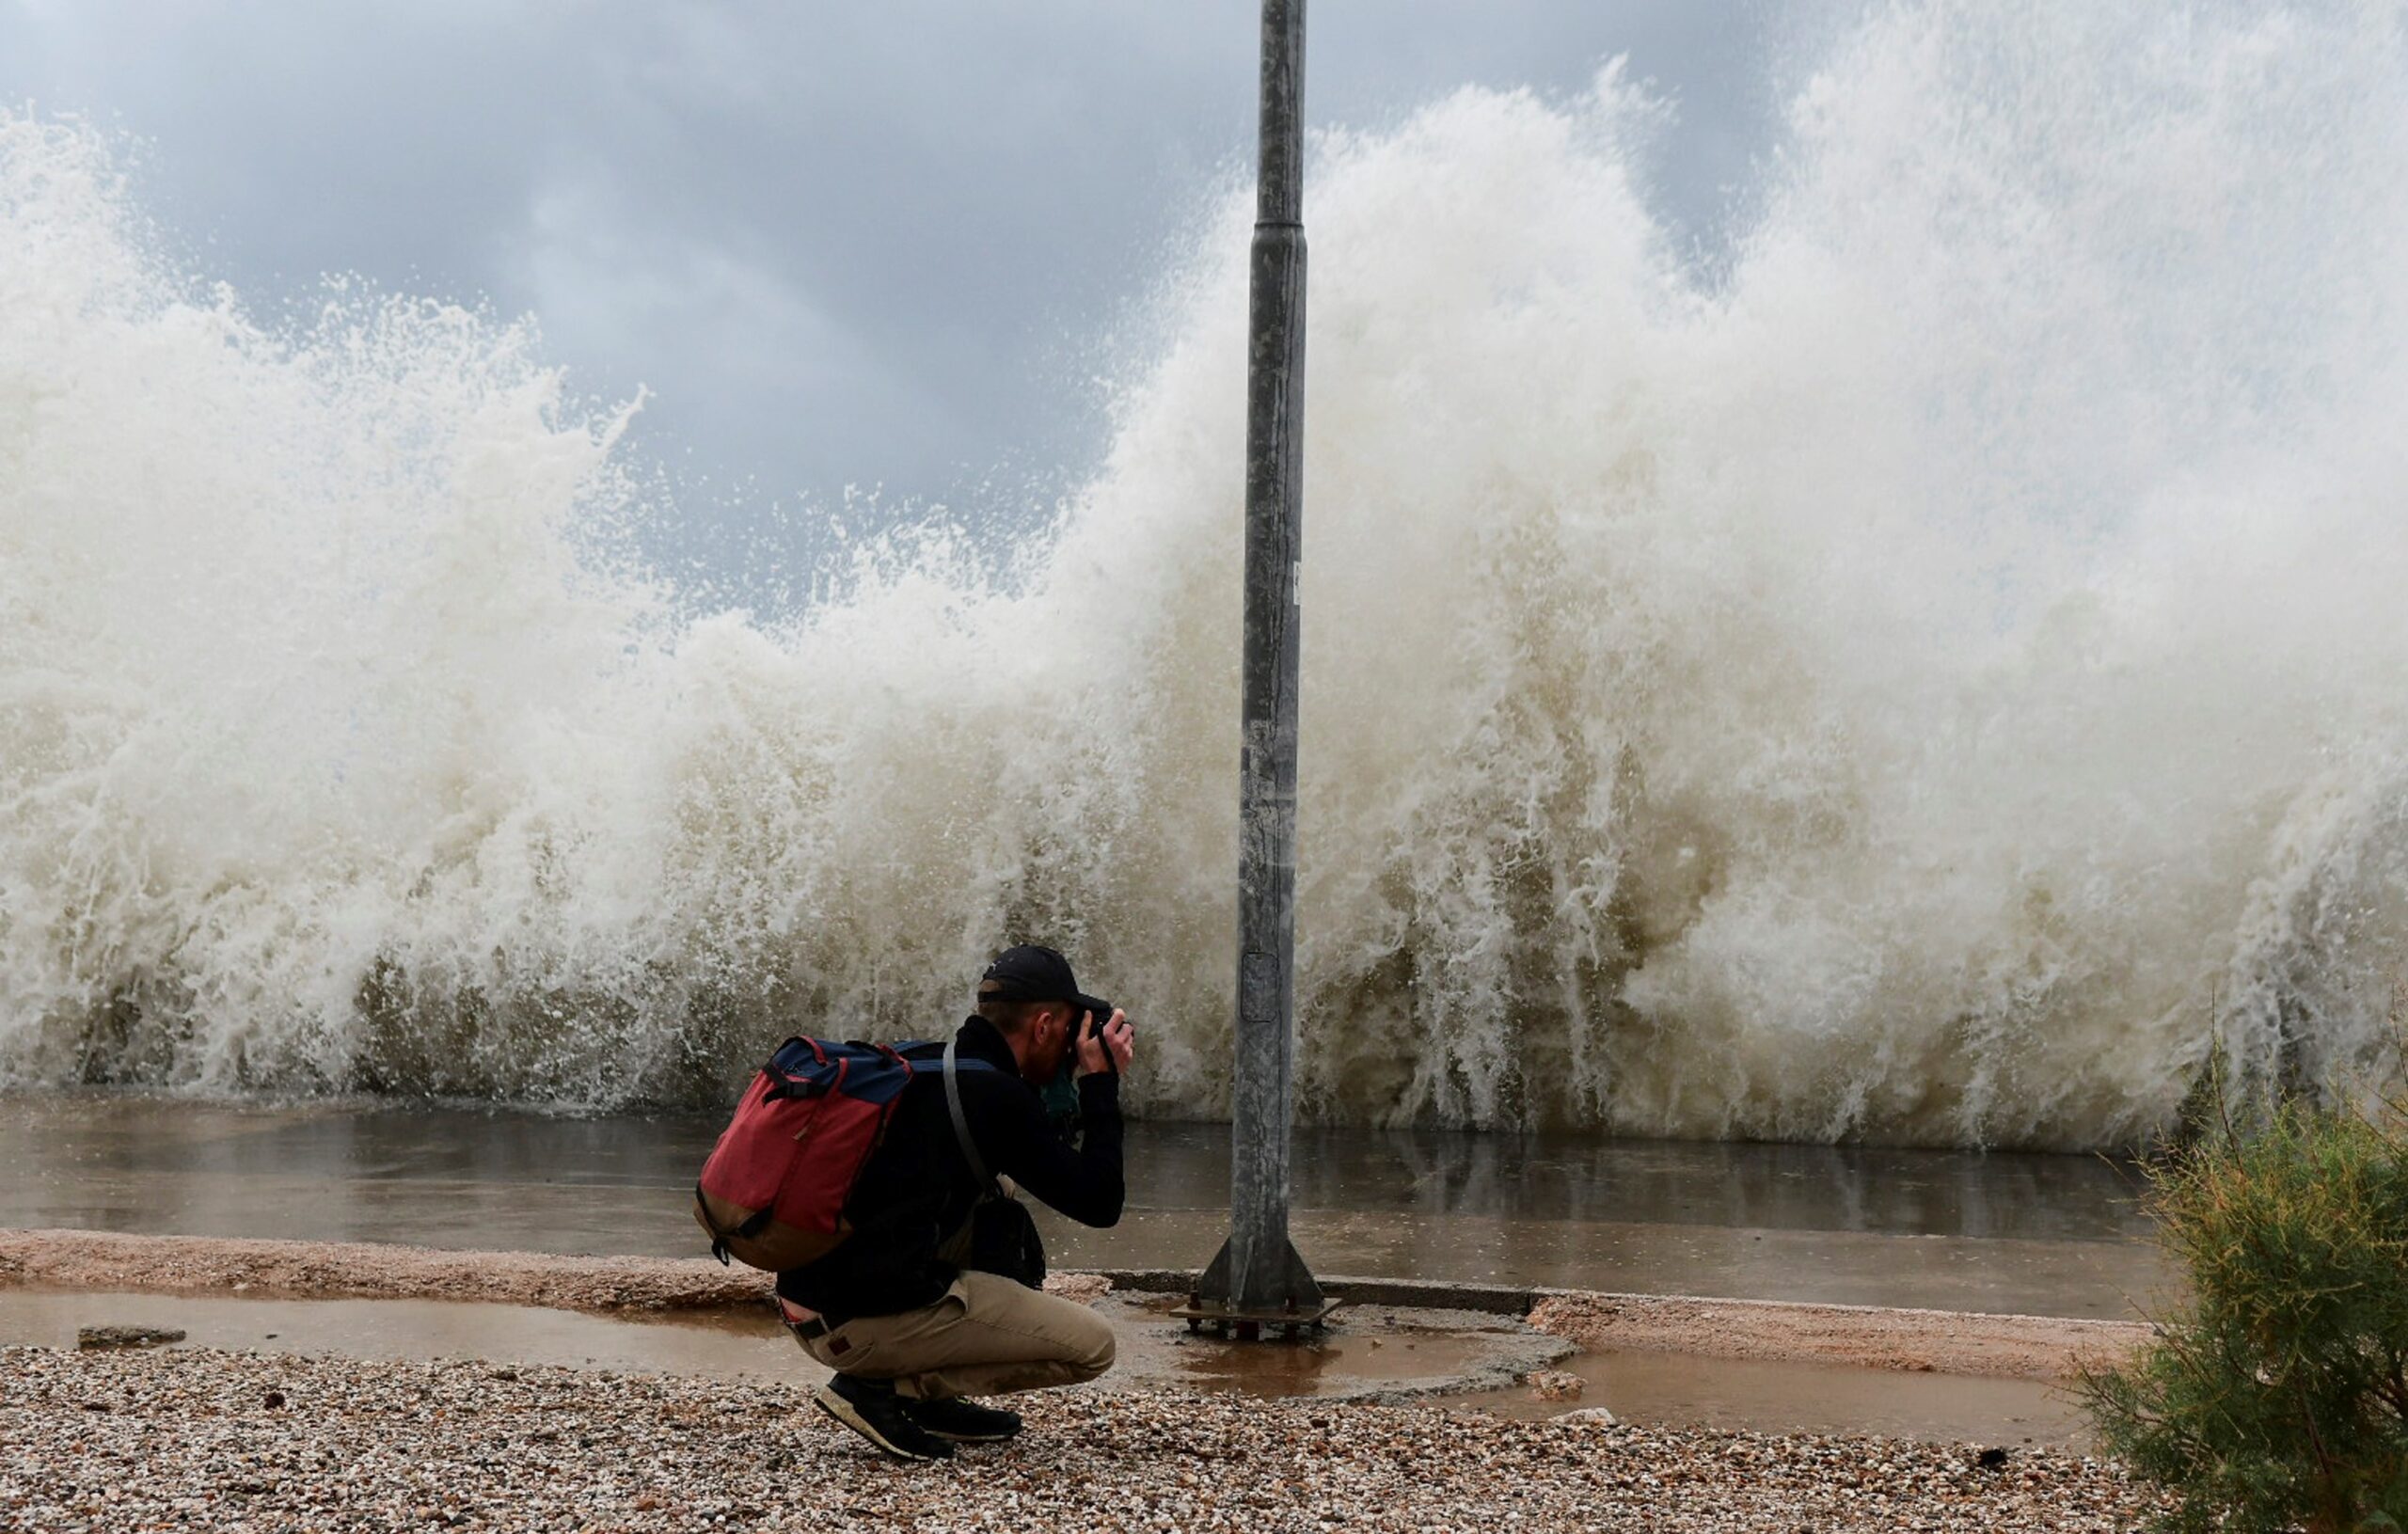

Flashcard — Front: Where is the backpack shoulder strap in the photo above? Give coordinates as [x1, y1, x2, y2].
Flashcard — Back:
[942, 1037, 1001, 1194]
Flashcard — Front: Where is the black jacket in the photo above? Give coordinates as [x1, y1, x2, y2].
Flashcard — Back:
[774, 1015, 1123, 1320]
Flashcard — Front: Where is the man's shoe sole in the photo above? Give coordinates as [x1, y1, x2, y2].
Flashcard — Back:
[812, 1384, 954, 1462]
[902, 1400, 1023, 1443]
[919, 1425, 1021, 1444]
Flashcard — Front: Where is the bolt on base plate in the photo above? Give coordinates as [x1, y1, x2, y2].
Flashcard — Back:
[1167, 1295, 1343, 1340]
[1185, 1232, 1334, 1339]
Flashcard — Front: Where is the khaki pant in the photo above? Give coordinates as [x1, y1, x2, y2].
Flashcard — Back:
[792, 1271, 1117, 1401]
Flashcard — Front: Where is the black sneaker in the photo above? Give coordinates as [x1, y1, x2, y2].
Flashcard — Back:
[905, 1397, 1022, 1444]
[813, 1375, 955, 1462]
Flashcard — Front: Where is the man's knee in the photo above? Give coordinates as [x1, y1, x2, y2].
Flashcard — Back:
[1063, 1305, 1117, 1383]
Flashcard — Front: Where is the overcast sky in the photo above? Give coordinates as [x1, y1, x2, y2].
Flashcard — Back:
[3, 2, 1797, 565]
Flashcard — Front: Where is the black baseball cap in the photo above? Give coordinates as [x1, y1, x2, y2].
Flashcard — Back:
[979, 944, 1111, 1018]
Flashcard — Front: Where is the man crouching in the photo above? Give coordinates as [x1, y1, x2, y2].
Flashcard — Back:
[780, 944, 1134, 1461]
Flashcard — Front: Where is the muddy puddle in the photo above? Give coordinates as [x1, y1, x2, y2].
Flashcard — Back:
[1164, 1327, 1497, 1397]
[1443, 1351, 2088, 1448]
[0, 1289, 796, 1379]
[0, 1289, 1555, 1402]
[0, 1287, 2084, 1445]
[1119, 1295, 1565, 1399]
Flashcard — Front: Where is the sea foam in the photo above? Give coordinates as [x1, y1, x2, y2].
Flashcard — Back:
[6, 0, 2407, 1146]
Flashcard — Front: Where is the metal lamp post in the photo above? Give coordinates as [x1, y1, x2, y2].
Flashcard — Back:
[1180, 0, 1335, 1340]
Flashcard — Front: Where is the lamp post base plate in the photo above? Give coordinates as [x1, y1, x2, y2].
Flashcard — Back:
[1180, 1234, 1336, 1338]
[1168, 1296, 1343, 1340]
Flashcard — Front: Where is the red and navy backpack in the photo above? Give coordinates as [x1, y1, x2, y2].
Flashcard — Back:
[692, 1036, 994, 1273]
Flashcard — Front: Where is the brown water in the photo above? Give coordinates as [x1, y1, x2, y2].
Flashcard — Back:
[0, 1091, 2163, 1320]
[0, 1287, 2080, 1444]
[0, 1289, 793, 1377]
[0, 1289, 1548, 1402]
[1445, 1351, 2087, 1448]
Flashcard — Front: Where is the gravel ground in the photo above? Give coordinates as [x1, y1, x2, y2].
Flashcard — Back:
[0, 1344, 2166, 1532]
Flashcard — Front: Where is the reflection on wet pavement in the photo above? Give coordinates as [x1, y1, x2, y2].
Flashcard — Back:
[1168, 1329, 1489, 1397]
[0, 1090, 2164, 1319]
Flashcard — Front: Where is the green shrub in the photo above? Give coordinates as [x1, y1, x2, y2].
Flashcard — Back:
[2081, 1098, 2408, 1532]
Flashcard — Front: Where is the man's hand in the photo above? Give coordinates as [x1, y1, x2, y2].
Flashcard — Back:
[1075, 1009, 1134, 1078]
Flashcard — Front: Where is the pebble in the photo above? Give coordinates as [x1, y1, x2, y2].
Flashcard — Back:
[0, 1342, 2167, 1531]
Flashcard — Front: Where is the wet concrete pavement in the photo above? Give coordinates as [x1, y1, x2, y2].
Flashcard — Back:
[0, 1091, 2165, 1320]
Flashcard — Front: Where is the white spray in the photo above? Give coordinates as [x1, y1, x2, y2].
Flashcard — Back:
[6, 0, 2408, 1147]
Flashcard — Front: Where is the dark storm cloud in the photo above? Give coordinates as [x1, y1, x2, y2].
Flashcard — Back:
[2, 2, 1788, 540]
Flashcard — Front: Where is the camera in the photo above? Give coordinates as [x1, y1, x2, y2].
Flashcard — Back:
[1081, 1003, 1124, 1073]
